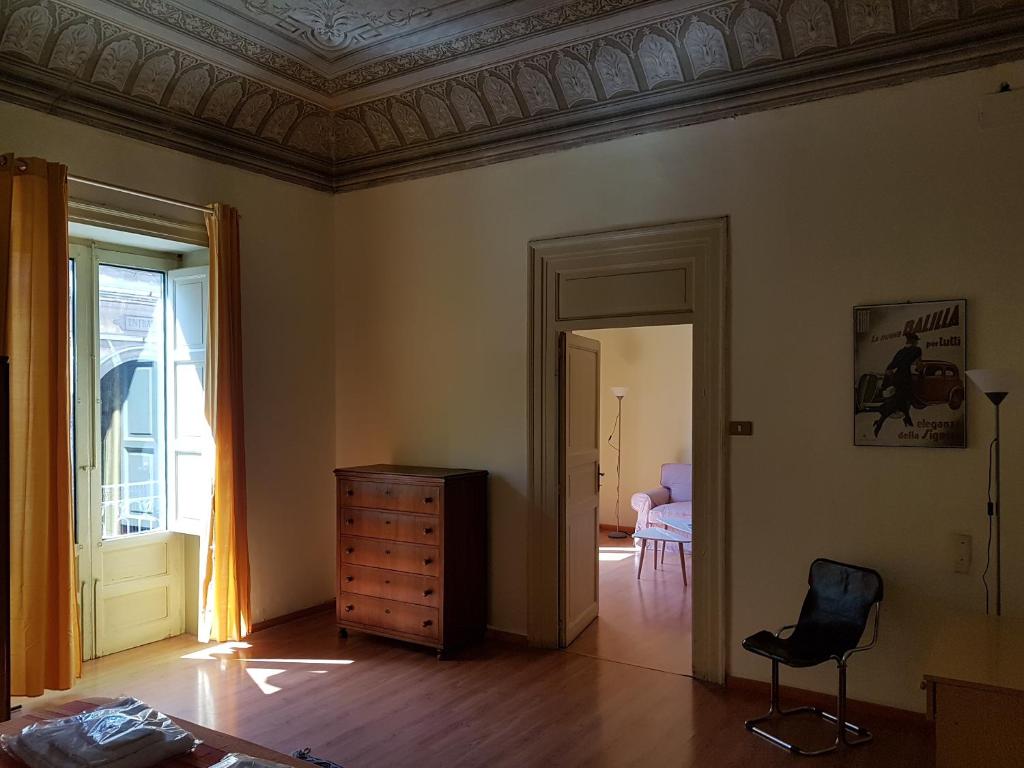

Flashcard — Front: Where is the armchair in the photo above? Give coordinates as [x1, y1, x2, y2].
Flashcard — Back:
[631, 463, 692, 535]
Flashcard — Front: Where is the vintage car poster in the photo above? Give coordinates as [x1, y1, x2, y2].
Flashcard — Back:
[854, 300, 967, 448]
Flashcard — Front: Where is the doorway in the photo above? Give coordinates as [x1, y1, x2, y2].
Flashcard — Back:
[69, 228, 211, 660]
[566, 325, 693, 676]
[527, 218, 728, 683]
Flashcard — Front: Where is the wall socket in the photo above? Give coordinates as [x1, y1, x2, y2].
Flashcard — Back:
[953, 533, 972, 574]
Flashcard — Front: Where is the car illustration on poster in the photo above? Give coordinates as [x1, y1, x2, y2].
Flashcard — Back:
[855, 360, 966, 416]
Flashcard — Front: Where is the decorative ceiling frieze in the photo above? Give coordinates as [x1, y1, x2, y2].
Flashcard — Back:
[89, 0, 669, 95]
[1, 0, 1024, 191]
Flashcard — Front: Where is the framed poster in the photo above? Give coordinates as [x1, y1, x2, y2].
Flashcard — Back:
[854, 299, 967, 448]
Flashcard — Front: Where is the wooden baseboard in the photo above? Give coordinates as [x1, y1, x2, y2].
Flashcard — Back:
[599, 523, 632, 534]
[726, 675, 927, 724]
[485, 627, 528, 646]
[250, 600, 335, 634]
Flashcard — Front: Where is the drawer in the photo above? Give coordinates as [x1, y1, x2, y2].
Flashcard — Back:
[338, 593, 439, 641]
[338, 508, 440, 546]
[338, 479, 439, 514]
[339, 563, 439, 608]
[339, 536, 439, 577]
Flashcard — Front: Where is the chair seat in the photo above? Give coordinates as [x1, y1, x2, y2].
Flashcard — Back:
[652, 501, 691, 531]
[742, 621, 866, 668]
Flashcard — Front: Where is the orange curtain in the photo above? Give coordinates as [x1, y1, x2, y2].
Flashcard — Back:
[201, 203, 251, 642]
[0, 154, 80, 695]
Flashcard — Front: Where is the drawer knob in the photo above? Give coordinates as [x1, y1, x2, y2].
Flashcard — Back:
[346, 489, 354, 496]
[385, 520, 391, 525]
[345, 547, 354, 555]
[384, 489, 392, 496]
[384, 609, 391, 615]
[346, 518, 354, 525]
[344, 604, 354, 612]
[422, 620, 433, 628]
[423, 589, 433, 597]
[423, 558, 433, 565]
[424, 497, 433, 504]
[385, 549, 391, 555]
[344, 576, 354, 582]
[423, 527, 433, 535]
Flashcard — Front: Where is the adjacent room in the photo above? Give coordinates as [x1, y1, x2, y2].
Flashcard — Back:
[1, 1, 1023, 767]
[567, 326, 695, 677]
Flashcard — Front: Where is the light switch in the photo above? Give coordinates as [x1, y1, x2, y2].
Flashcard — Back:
[729, 421, 754, 436]
[953, 533, 972, 574]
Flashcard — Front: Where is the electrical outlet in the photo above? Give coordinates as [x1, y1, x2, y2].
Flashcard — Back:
[953, 533, 972, 574]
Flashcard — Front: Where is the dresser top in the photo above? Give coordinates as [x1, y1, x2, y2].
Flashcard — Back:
[334, 464, 487, 479]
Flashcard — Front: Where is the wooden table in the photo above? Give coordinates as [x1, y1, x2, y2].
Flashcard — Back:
[921, 616, 1024, 768]
[634, 526, 690, 586]
[0, 699, 309, 768]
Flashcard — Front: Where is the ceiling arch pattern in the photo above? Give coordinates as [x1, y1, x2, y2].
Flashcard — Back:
[331, 0, 1024, 162]
[2, 0, 1024, 189]
[0, 0, 333, 160]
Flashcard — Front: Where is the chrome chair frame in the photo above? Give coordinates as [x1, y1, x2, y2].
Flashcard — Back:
[744, 604, 881, 756]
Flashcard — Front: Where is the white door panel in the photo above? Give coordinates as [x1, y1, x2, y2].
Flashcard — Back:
[560, 333, 600, 646]
[94, 531, 183, 656]
[72, 245, 195, 659]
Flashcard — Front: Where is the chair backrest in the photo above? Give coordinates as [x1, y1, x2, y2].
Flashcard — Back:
[660, 463, 692, 502]
[797, 559, 883, 639]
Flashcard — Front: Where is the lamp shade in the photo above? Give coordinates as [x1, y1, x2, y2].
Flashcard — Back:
[610, 386, 628, 398]
[966, 369, 1017, 395]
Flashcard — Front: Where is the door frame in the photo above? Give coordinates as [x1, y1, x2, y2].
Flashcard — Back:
[527, 218, 729, 684]
[70, 240, 184, 659]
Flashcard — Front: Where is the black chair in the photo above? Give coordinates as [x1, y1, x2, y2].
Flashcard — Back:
[742, 558, 883, 756]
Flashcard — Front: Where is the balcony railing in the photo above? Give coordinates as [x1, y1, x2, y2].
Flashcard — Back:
[101, 480, 164, 536]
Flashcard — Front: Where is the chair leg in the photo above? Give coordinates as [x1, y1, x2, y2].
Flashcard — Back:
[744, 660, 873, 756]
[637, 540, 647, 580]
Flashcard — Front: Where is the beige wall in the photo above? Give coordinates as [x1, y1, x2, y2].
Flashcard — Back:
[1, 101, 338, 624]
[333, 60, 1024, 712]
[575, 326, 693, 529]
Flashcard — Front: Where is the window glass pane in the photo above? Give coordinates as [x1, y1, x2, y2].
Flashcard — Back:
[98, 265, 166, 537]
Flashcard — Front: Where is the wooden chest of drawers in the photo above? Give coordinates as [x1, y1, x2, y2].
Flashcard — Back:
[334, 465, 488, 657]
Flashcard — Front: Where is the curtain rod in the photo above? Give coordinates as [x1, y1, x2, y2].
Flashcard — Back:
[67, 174, 213, 214]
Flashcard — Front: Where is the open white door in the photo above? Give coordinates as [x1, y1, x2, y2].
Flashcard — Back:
[560, 332, 601, 646]
[166, 266, 212, 538]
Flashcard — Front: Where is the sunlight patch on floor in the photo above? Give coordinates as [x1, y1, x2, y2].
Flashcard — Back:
[245, 667, 285, 695]
[181, 642, 251, 660]
[599, 552, 634, 561]
[239, 658, 354, 665]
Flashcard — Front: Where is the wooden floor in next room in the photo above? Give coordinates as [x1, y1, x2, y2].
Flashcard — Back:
[569, 537, 692, 677]
[16, 611, 934, 768]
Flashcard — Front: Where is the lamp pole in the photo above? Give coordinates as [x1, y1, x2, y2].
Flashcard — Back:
[608, 389, 628, 539]
[995, 398, 1002, 616]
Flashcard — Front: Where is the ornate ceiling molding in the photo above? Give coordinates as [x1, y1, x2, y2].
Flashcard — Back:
[92, 0, 669, 95]
[2, 0, 1024, 191]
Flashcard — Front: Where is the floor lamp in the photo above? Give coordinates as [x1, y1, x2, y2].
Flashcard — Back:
[966, 369, 1015, 617]
[607, 387, 629, 539]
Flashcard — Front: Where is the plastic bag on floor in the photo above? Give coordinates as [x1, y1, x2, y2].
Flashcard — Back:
[1, 697, 199, 768]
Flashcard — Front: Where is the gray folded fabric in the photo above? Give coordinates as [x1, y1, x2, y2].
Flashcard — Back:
[2, 698, 198, 768]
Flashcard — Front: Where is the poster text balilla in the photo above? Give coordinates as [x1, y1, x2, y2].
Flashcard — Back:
[854, 300, 967, 448]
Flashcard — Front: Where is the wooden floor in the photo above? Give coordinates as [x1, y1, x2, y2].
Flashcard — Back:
[15, 611, 934, 767]
[569, 536, 692, 676]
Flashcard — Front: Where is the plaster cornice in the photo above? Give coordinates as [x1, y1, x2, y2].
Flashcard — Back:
[1, 0, 1023, 192]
